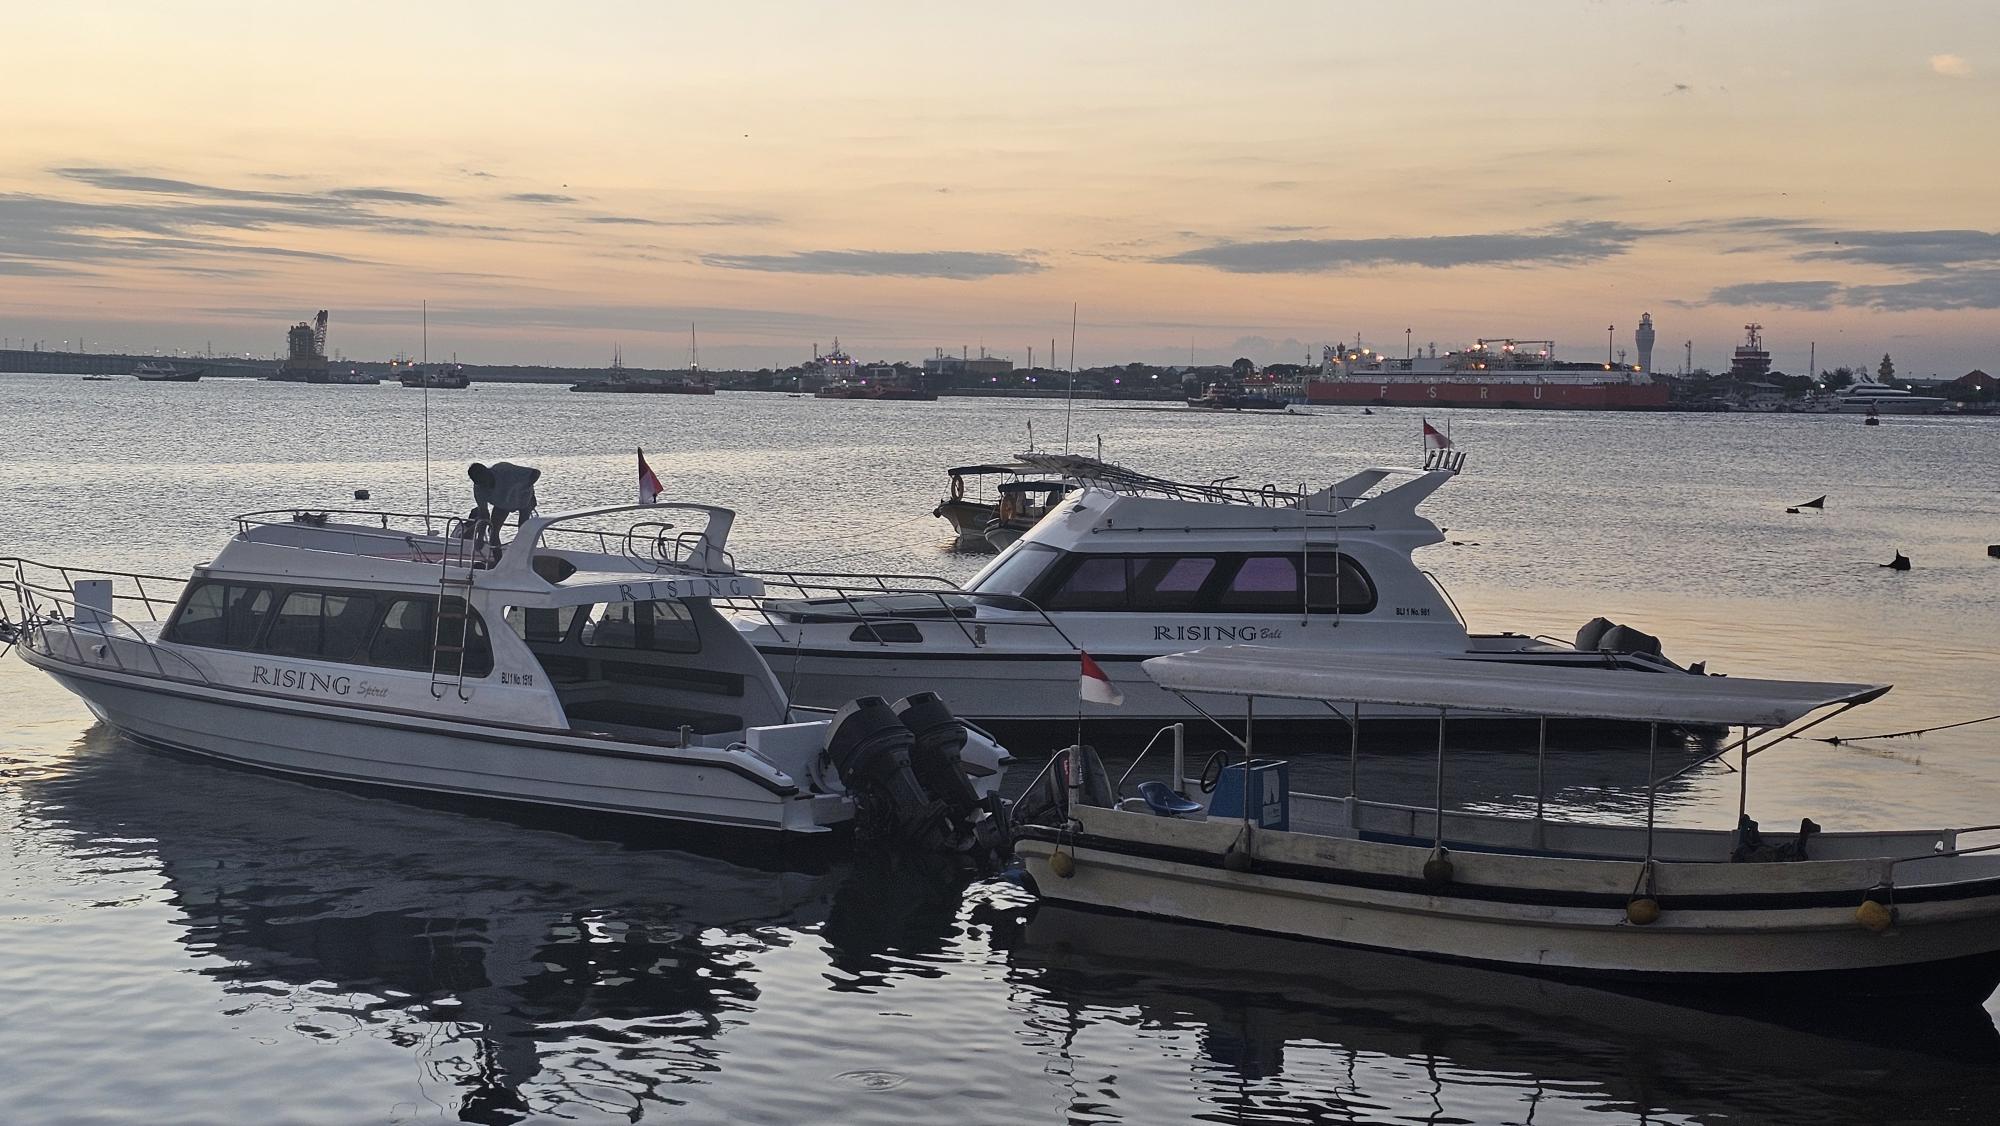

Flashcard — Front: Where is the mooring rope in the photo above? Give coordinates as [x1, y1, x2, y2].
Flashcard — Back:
[1813, 712, 2000, 746]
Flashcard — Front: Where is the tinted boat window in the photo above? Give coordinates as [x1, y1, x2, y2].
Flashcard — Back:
[504, 605, 583, 644]
[1216, 555, 1300, 611]
[370, 597, 494, 676]
[1044, 556, 1129, 611]
[165, 582, 272, 649]
[1306, 554, 1377, 614]
[1212, 553, 1378, 614]
[1131, 556, 1217, 610]
[264, 591, 379, 661]
[582, 600, 701, 654]
[966, 543, 1059, 598]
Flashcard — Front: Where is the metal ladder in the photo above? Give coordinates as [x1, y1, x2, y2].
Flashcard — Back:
[429, 539, 476, 701]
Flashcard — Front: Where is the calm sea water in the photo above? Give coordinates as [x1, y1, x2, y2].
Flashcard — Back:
[3, 373, 1998, 1124]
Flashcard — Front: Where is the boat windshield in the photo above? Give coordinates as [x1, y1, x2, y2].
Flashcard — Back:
[966, 543, 1059, 597]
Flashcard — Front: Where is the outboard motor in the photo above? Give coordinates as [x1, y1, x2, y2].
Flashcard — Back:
[892, 692, 983, 817]
[824, 697, 950, 851]
[1577, 616, 1683, 670]
[894, 692, 1012, 865]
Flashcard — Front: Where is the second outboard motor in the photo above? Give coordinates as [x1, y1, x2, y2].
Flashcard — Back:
[892, 692, 984, 817]
[824, 697, 949, 851]
[895, 692, 1012, 868]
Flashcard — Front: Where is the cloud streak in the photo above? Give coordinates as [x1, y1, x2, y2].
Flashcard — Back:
[1157, 221, 1651, 274]
[700, 249, 1044, 279]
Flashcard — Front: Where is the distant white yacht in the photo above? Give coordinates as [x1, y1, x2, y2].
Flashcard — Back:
[1836, 380, 1946, 414]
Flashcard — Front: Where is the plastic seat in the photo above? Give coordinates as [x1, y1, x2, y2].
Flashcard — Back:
[1137, 780, 1204, 817]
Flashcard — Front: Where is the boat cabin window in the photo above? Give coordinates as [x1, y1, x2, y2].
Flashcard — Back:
[368, 596, 494, 677]
[581, 600, 701, 654]
[504, 605, 585, 644]
[165, 581, 274, 649]
[966, 543, 1059, 598]
[264, 590, 381, 662]
[1214, 553, 1375, 614]
[1027, 551, 1376, 614]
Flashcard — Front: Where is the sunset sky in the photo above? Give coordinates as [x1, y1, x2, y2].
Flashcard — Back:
[3, 1, 1995, 374]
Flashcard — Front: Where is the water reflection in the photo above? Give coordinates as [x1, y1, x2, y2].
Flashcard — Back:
[24, 726, 858, 1123]
[992, 901, 2000, 1125]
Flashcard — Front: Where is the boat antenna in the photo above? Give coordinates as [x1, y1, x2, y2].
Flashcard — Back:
[1063, 303, 1078, 453]
[421, 299, 432, 520]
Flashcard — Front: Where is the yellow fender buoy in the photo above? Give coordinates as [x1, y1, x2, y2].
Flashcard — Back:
[1626, 897, 1661, 926]
[1049, 850, 1076, 879]
[1856, 897, 1894, 933]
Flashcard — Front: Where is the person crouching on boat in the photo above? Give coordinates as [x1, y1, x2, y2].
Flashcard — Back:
[468, 461, 540, 548]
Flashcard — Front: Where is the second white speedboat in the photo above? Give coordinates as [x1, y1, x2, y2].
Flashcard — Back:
[736, 452, 1695, 738]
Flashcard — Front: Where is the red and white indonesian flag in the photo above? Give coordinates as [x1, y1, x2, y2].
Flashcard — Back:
[1079, 650, 1124, 706]
[637, 447, 663, 504]
[1422, 417, 1453, 451]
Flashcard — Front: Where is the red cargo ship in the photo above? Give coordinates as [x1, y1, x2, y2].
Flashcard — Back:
[1307, 338, 1669, 410]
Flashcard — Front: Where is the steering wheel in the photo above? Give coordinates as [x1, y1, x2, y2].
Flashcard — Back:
[1198, 750, 1232, 794]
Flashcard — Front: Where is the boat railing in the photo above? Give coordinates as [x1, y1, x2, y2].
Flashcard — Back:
[731, 569, 1080, 651]
[0, 556, 188, 622]
[0, 567, 212, 686]
[1420, 569, 1468, 627]
[233, 508, 471, 564]
[529, 504, 741, 576]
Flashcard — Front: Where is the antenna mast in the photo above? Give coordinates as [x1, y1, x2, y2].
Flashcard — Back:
[1063, 304, 1078, 453]
[421, 300, 432, 519]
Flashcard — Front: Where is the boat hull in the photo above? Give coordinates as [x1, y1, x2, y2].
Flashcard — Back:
[1838, 399, 1945, 415]
[1017, 810, 2000, 1001]
[1307, 380, 1670, 410]
[30, 654, 841, 834]
[933, 498, 998, 547]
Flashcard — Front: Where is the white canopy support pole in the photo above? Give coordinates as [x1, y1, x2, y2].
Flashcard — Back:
[1171, 721, 1186, 792]
[1644, 721, 1660, 861]
[1433, 707, 1448, 849]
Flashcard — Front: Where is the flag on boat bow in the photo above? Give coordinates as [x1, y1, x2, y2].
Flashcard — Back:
[1422, 417, 1453, 451]
[1079, 650, 1124, 706]
[638, 447, 663, 504]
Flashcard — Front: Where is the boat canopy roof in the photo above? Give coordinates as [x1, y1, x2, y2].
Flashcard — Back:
[947, 463, 1026, 477]
[1141, 646, 1889, 728]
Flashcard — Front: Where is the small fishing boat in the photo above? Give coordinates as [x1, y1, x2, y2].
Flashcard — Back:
[2, 499, 1011, 854]
[983, 479, 1072, 551]
[934, 463, 1018, 548]
[1015, 647, 2000, 1002]
[397, 363, 472, 389]
[133, 362, 203, 382]
[1186, 381, 1287, 410]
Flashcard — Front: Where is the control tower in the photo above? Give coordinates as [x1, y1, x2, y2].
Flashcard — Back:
[1634, 312, 1655, 374]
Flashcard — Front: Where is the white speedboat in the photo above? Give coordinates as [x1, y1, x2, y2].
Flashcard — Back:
[737, 451, 1700, 737]
[2, 502, 1009, 852]
[1836, 380, 1946, 414]
[1014, 647, 2000, 1003]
